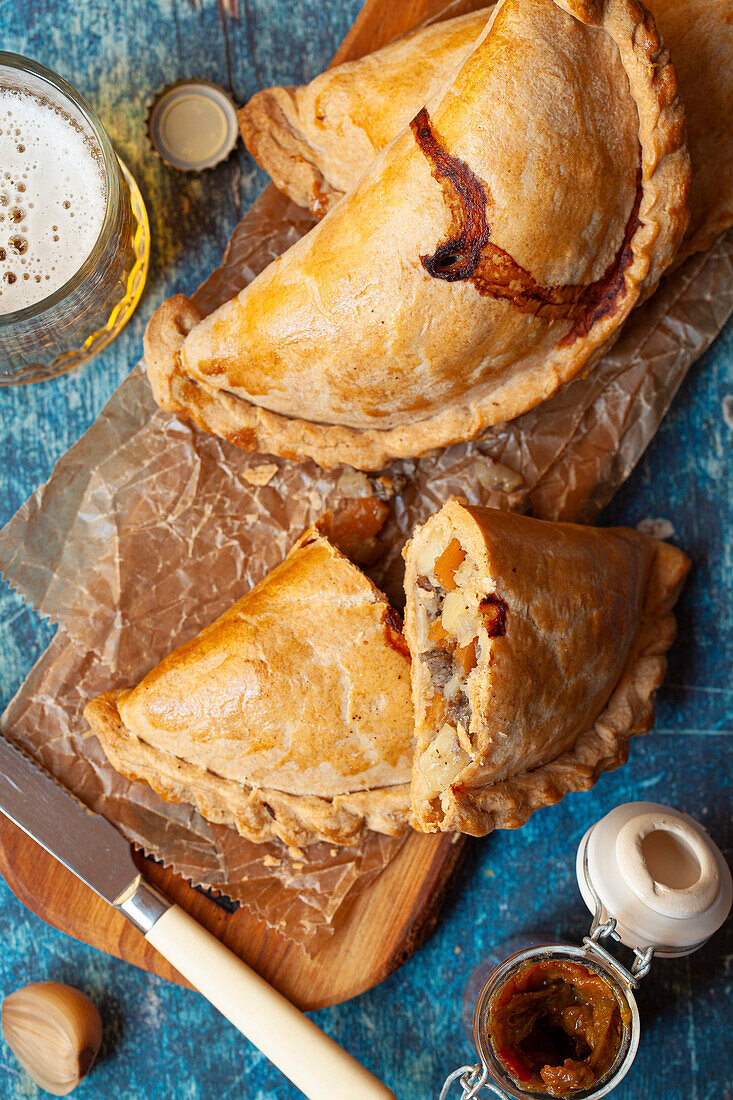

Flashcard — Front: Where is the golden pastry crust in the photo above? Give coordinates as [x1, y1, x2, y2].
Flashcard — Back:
[240, 0, 731, 263]
[146, 0, 689, 471]
[85, 691, 411, 847]
[238, 10, 490, 218]
[84, 517, 414, 847]
[403, 502, 690, 834]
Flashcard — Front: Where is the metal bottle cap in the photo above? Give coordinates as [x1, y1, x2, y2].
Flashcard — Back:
[576, 801, 732, 957]
[146, 79, 239, 172]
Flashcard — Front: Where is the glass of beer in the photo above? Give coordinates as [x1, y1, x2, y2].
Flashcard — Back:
[0, 52, 150, 384]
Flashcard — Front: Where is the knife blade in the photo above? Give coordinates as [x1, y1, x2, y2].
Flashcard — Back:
[0, 735, 396, 1100]
[0, 735, 140, 905]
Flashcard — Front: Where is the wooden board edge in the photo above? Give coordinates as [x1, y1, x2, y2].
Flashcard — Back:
[0, 815, 467, 1010]
[0, 0, 488, 1014]
[0, 816, 191, 988]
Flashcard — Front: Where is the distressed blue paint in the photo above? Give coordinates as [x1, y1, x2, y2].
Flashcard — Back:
[0, 1, 731, 1097]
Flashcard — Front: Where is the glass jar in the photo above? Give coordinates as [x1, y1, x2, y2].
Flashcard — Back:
[440, 802, 732, 1100]
[0, 52, 150, 384]
[467, 942, 640, 1100]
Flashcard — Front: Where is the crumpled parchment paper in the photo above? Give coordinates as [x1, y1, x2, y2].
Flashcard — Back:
[0, 21, 731, 951]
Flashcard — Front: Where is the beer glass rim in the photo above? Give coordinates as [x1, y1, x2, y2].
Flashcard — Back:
[0, 51, 120, 326]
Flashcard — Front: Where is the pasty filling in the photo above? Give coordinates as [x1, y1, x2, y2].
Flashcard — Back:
[414, 534, 506, 800]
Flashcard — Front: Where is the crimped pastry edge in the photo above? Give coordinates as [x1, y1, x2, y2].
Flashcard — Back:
[85, 536, 689, 845]
[237, 8, 493, 217]
[241, 0, 727, 266]
[238, 86, 343, 218]
[84, 689, 413, 848]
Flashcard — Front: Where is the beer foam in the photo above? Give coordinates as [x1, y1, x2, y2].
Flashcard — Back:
[0, 88, 107, 315]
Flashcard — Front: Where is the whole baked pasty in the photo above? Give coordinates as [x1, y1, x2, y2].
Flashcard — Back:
[84, 507, 414, 848]
[403, 501, 690, 834]
[240, 0, 732, 262]
[146, 0, 689, 471]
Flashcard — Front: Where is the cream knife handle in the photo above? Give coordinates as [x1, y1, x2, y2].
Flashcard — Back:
[145, 904, 397, 1100]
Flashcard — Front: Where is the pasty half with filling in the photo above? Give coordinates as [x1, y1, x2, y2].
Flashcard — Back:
[146, 0, 688, 471]
[84, 506, 413, 848]
[403, 501, 690, 834]
[240, 0, 731, 263]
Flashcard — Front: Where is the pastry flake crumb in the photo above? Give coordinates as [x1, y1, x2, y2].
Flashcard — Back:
[263, 854, 282, 868]
[330, 848, 340, 858]
[454, 945, 462, 954]
[292, 862, 305, 871]
[637, 517, 674, 540]
[336, 467, 373, 498]
[287, 845, 306, 860]
[476, 457, 524, 493]
[243, 462, 279, 486]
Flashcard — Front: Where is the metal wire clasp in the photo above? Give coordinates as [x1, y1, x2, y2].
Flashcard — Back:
[582, 841, 655, 985]
[439, 1062, 504, 1099]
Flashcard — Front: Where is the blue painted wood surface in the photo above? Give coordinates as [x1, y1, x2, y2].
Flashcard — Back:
[0, 1, 731, 1097]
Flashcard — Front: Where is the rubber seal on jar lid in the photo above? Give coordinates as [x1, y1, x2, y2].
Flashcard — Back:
[146, 80, 239, 172]
[576, 802, 732, 957]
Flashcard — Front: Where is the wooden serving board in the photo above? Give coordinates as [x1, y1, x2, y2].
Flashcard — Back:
[0, 817, 465, 1010]
[0, 0, 491, 1011]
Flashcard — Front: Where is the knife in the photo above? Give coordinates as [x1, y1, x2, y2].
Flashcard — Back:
[0, 736, 397, 1100]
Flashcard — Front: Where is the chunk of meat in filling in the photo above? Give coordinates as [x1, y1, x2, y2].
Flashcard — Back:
[421, 647, 454, 688]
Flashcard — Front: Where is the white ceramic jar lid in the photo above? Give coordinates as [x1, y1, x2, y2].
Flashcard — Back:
[576, 801, 732, 956]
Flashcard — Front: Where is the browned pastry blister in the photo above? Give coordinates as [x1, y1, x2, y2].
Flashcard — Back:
[146, 0, 689, 471]
[84, 507, 414, 848]
[240, 0, 732, 263]
[403, 501, 690, 834]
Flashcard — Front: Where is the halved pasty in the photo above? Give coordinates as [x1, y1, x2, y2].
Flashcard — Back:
[240, 0, 732, 262]
[403, 501, 690, 834]
[146, 0, 689, 471]
[84, 505, 414, 847]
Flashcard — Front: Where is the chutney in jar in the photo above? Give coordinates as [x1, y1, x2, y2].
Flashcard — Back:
[489, 958, 627, 1096]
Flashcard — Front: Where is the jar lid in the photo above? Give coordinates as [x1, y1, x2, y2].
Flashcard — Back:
[576, 802, 732, 956]
[146, 80, 239, 172]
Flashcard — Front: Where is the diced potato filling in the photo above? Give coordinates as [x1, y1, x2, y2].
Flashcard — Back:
[441, 588, 471, 633]
[415, 531, 507, 801]
[416, 722, 472, 801]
